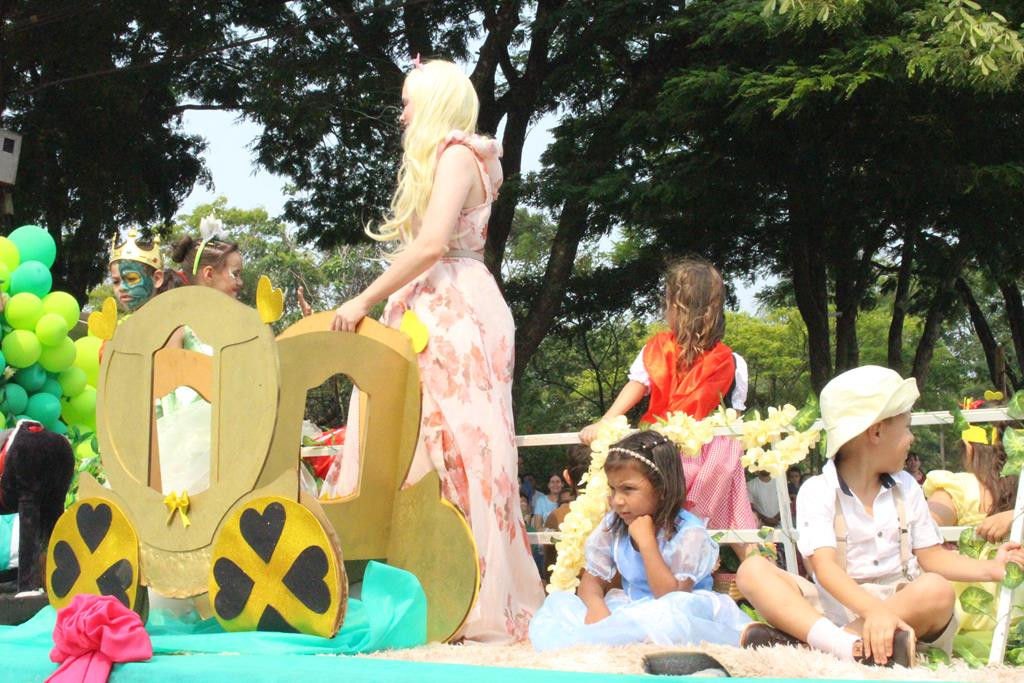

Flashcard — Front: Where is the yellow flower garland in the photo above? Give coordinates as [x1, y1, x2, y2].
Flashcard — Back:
[547, 406, 821, 592]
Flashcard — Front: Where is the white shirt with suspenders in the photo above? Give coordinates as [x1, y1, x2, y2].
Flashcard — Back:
[795, 458, 944, 627]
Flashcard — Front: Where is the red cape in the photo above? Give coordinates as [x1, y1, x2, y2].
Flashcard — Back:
[640, 333, 735, 423]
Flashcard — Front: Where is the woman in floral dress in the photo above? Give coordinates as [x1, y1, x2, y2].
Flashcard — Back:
[326, 58, 544, 642]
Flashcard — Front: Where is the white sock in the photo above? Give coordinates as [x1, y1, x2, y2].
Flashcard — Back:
[806, 618, 859, 661]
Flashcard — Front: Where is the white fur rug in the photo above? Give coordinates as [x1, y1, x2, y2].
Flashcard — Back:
[360, 641, 1015, 681]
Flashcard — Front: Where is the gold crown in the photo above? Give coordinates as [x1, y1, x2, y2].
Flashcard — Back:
[110, 229, 162, 269]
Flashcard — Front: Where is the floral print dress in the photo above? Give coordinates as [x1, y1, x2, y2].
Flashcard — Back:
[320, 131, 544, 642]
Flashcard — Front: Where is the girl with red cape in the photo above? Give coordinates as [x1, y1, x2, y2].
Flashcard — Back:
[580, 258, 758, 538]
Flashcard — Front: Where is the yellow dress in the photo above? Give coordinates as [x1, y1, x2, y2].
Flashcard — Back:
[923, 471, 1022, 634]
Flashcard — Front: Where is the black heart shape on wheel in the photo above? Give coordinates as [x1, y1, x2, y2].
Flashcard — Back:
[96, 559, 133, 608]
[213, 557, 255, 621]
[282, 546, 331, 614]
[50, 541, 80, 598]
[239, 502, 286, 564]
[76, 503, 112, 554]
[257, 604, 298, 633]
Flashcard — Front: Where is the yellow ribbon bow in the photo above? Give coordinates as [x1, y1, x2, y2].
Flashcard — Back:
[164, 491, 191, 528]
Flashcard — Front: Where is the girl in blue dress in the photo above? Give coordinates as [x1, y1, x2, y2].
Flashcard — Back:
[529, 431, 751, 650]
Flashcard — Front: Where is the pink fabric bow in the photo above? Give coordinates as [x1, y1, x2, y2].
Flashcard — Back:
[47, 594, 152, 683]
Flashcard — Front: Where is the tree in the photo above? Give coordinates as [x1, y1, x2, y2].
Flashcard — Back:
[0, 2, 289, 300]
[597, 0, 1024, 392]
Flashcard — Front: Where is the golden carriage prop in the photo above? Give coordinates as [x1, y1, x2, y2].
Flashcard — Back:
[44, 287, 478, 642]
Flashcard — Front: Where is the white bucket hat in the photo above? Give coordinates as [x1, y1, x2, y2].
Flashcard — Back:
[820, 366, 920, 459]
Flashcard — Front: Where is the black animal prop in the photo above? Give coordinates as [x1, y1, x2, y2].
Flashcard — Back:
[0, 420, 74, 592]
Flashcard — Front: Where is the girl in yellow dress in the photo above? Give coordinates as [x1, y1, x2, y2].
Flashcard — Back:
[924, 426, 1021, 641]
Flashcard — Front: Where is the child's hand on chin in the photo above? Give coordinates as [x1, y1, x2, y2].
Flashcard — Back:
[628, 515, 657, 546]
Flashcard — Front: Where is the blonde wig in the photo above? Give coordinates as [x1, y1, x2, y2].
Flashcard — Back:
[369, 59, 480, 248]
[664, 257, 726, 371]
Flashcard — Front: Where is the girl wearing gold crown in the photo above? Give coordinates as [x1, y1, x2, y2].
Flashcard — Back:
[323, 58, 544, 642]
[108, 230, 174, 312]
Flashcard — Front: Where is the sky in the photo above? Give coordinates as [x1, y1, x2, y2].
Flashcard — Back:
[179, 110, 766, 312]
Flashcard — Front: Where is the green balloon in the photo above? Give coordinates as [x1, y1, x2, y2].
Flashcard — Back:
[74, 435, 97, 460]
[5, 292, 43, 330]
[58, 367, 88, 398]
[42, 291, 81, 330]
[0, 413, 6, 430]
[2, 383, 28, 414]
[0, 350, 5, 368]
[73, 335, 103, 387]
[35, 312, 69, 346]
[2, 329, 42, 367]
[26, 392, 61, 425]
[8, 224, 56, 268]
[62, 386, 96, 429]
[10, 261, 52, 298]
[39, 336, 77, 373]
[0, 262, 10, 293]
[41, 377, 63, 397]
[0, 236, 19, 272]
[12, 363, 46, 391]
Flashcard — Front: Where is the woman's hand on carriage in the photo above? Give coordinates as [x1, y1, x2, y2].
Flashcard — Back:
[331, 296, 371, 332]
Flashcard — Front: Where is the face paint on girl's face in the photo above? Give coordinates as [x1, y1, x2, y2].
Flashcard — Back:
[112, 260, 155, 312]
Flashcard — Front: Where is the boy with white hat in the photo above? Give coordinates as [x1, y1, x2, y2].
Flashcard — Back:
[735, 366, 1024, 666]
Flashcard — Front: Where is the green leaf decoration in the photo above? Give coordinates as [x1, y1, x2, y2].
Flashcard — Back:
[739, 602, 765, 623]
[1007, 647, 1024, 666]
[1003, 562, 1024, 589]
[960, 647, 986, 669]
[951, 402, 970, 435]
[792, 394, 820, 431]
[959, 585, 996, 619]
[1009, 390, 1024, 420]
[958, 528, 986, 559]
[922, 646, 950, 668]
[1002, 428, 1024, 477]
[757, 525, 774, 540]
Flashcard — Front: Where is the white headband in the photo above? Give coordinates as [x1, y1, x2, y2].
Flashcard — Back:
[608, 447, 663, 478]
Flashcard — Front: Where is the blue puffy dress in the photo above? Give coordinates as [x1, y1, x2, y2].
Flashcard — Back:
[529, 509, 750, 650]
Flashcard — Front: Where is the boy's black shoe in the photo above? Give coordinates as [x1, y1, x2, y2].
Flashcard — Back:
[855, 630, 915, 668]
[740, 622, 804, 649]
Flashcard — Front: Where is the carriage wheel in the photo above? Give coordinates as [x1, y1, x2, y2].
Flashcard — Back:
[209, 496, 346, 637]
[45, 497, 145, 617]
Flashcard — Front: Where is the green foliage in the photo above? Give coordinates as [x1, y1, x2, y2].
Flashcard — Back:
[1002, 427, 1024, 477]
[958, 527, 987, 559]
[951, 403, 971, 436]
[64, 428, 105, 508]
[1003, 561, 1024, 589]
[959, 585, 995, 619]
[1009, 390, 1024, 419]
[920, 645, 951, 670]
[957, 644, 987, 668]
[792, 394, 821, 431]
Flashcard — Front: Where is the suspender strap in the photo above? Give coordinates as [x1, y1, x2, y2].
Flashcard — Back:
[832, 484, 912, 578]
[892, 484, 913, 579]
[833, 491, 848, 571]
